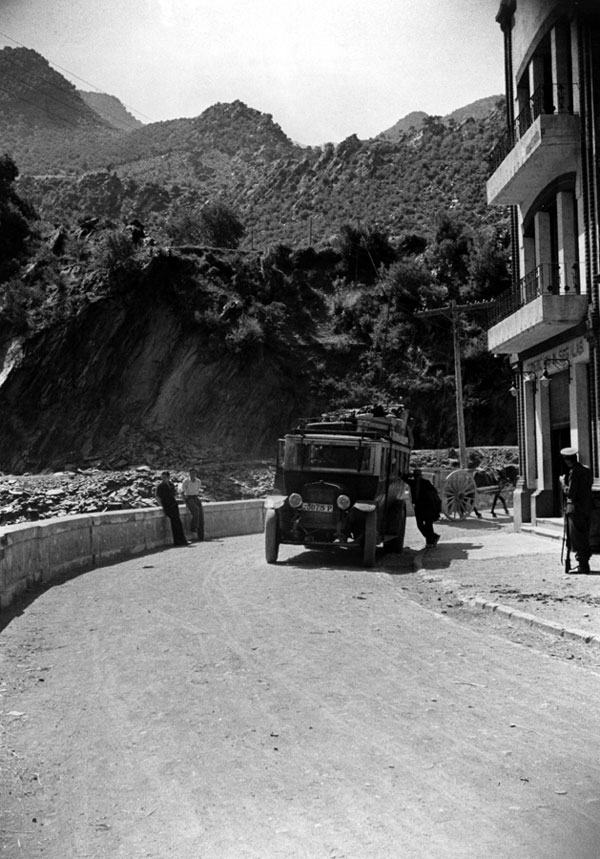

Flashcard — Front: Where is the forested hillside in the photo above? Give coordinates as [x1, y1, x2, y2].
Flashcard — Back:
[0, 47, 507, 248]
[0, 47, 516, 472]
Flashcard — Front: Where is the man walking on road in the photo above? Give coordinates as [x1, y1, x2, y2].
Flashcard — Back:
[560, 447, 593, 574]
[180, 467, 204, 541]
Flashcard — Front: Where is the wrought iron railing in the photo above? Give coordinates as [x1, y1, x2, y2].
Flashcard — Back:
[487, 264, 565, 327]
[488, 82, 576, 173]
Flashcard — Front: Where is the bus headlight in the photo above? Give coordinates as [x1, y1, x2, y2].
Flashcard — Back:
[289, 493, 303, 508]
[336, 494, 351, 510]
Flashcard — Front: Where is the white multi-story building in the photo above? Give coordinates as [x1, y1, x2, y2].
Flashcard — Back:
[487, 0, 600, 535]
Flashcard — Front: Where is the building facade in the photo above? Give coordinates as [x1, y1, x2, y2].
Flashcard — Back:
[487, 0, 600, 533]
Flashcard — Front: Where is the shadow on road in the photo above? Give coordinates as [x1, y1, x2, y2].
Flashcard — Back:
[420, 541, 483, 570]
[0, 543, 188, 634]
[441, 517, 507, 532]
[276, 545, 417, 576]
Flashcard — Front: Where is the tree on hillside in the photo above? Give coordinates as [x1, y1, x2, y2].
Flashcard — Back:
[468, 225, 511, 300]
[96, 230, 141, 291]
[164, 209, 205, 245]
[336, 223, 396, 285]
[0, 154, 37, 281]
[164, 202, 245, 249]
[395, 232, 428, 258]
[198, 203, 245, 249]
[425, 213, 473, 303]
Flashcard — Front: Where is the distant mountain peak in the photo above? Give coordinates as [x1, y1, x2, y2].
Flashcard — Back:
[0, 46, 107, 129]
[378, 95, 504, 142]
[199, 100, 289, 133]
[78, 91, 143, 131]
[445, 95, 505, 124]
[191, 99, 296, 150]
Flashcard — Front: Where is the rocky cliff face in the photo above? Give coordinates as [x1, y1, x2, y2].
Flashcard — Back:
[0, 291, 308, 473]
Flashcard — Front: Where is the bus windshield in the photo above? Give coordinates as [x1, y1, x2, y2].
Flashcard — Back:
[306, 443, 370, 471]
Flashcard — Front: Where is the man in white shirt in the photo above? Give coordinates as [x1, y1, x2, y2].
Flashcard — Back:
[180, 467, 204, 541]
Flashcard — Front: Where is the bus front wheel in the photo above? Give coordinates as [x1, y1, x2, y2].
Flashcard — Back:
[265, 509, 280, 563]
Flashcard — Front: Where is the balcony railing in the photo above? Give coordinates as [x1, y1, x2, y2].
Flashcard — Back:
[487, 82, 576, 173]
[488, 263, 566, 326]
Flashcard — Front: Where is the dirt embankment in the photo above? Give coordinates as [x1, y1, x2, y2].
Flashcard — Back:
[0, 461, 275, 526]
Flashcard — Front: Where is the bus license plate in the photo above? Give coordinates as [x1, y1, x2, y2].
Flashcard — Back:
[302, 502, 333, 513]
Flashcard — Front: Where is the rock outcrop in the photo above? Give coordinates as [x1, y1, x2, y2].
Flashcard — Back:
[0, 288, 308, 474]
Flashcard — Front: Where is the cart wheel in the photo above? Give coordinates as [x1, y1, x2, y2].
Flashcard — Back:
[265, 509, 280, 563]
[363, 510, 377, 568]
[442, 470, 477, 520]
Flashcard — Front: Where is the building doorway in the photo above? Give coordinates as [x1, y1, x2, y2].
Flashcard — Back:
[549, 370, 571, 515]
[550, 426, 571, 515]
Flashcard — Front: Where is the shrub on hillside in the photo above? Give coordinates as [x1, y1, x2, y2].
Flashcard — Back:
[198, 203, 245, 249]
[96, 231, 141, 290]
[0, 154, 37, 281]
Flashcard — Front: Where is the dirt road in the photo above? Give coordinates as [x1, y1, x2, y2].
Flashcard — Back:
[2, 526, 600, 858]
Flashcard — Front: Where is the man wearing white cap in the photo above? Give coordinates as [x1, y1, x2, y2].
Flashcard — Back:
[180, 467, 204, 541]
[559, 447, 593, 573]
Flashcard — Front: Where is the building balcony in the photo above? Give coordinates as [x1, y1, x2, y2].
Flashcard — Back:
[487, 264, 588, 354]
[487, 83, 579, 209]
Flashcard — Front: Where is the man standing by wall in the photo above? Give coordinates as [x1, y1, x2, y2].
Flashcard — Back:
[181, 467, 204, 541]
[156, 471, 188, 547]
[560, 447, 593, 574]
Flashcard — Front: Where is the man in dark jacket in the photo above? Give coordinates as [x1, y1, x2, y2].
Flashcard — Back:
[403, 468, 441, 548]
[560, 447, 593, 573]
[156, 471, 188, 547]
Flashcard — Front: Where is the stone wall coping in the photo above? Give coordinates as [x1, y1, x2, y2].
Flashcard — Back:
[1, 499, 265, 538]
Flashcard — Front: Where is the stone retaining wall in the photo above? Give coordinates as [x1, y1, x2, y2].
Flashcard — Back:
[0, 500, 265, 609]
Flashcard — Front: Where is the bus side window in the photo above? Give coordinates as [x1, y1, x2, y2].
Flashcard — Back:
[284, 440, 301, 470]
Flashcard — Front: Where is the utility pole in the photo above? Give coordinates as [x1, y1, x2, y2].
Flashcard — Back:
[451, 304, 467, 468]
[415, 299, 495, 470]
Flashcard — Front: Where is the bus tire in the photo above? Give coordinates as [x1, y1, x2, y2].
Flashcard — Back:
[265, 509, 280, 563]
[363, 510, 377, 568]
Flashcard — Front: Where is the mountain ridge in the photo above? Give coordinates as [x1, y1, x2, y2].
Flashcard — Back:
[78, 91, 144, 131]
[378, 95, 504, 141]
[0, 48, 506, 250]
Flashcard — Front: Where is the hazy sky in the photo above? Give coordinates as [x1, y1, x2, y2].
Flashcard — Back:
[1, 0, 505, 144]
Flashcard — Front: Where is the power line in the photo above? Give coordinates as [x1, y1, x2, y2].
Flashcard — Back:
[0, 57, 169, 169]
[0, 30, 154, 125]
[0, 65, 107, 128]
[0, 35, 216, 175]
[0, 40, 144, 133]
[0, 80, 80, 129]
[0, 84, 162, 180]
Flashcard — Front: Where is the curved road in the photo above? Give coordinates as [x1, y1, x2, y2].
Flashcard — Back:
[1, 527, 600, 858]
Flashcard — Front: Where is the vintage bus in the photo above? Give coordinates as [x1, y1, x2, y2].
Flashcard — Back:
[264, 406, 412, 567]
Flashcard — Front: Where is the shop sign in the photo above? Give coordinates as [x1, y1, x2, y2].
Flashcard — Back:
[524, 337, 588, 375]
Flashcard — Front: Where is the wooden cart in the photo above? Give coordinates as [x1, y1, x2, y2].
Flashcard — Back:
[422, 468, 510, 521]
